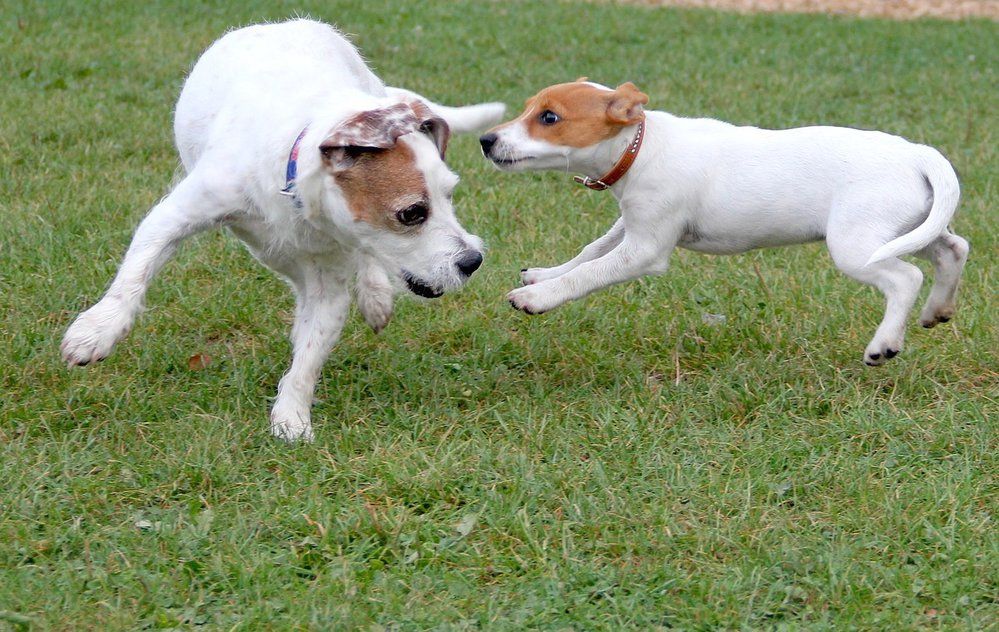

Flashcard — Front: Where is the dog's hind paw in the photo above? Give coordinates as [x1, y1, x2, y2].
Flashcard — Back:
[864, 344, 901, 367]
[919, 304, 955, 329]
[270, 406, 315, 443]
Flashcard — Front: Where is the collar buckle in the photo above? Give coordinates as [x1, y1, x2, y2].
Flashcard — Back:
[572, 119, 645, 192]
[572, 175, 610, 191]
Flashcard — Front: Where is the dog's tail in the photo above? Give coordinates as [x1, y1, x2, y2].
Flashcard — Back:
[865, 150, 961, 266]
[386, 87, 506, 134]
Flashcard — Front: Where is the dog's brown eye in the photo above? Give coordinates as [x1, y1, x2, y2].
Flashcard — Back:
[396, 203, 429, 226]
[539, 110, 560, 126]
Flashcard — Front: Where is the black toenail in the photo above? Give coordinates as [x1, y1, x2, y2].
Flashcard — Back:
[938, 316, 950, 323]
[520, 268, 527, 273]
[869, 353, 881, 361]
[885, 348, 898, 358]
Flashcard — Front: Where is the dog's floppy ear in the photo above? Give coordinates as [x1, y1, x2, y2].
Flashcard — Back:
[408, 100, 450, 159]
[606, 82, 649, 126]
[319, 103, 419, 171]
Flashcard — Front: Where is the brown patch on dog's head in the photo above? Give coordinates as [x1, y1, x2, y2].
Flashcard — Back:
[502, 81, 649, 148]
[320, 106, 431, 231]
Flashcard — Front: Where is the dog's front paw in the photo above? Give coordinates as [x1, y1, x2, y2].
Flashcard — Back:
[356, 282, 394, 334]
[508, 283, 559, 315]
[60, 302, 132, 366]
[270, 403, 315, 443]
[520, 266, 564, 286]
[356, 260, 394, 333]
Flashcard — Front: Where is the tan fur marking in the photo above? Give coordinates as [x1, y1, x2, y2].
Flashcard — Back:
[502, 81, 649, 148]
[333, 142, 428, 231]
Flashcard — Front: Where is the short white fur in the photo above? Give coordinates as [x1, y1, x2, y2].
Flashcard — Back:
[486, 82, 968, 366]
[61, 19, 505, 441]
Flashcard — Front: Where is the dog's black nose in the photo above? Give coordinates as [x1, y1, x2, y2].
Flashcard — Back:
[479, 133, 497, 156]
[456, 250, 484, 277]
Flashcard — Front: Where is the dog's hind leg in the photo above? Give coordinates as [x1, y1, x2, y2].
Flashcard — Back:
[827, 223, 924, 366]
[270, 264, 351, 442]
[521, 218, 625, 285]
[61, 171, 239, 366]
[914, 230, 969, 328]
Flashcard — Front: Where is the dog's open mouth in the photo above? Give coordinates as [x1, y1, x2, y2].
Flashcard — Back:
[402, 271, 444, 298]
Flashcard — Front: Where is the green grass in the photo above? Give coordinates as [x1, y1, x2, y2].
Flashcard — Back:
[1, 0, 996, 628]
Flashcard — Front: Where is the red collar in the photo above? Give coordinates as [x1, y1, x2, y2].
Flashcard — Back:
[572, 119, 645, 191]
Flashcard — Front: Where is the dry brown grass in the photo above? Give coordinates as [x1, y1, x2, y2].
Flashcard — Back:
[620, 0, 998, 20]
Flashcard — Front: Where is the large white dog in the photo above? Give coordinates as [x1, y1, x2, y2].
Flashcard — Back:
[480, 79, 968, 366]
[61, 19, 505, 441]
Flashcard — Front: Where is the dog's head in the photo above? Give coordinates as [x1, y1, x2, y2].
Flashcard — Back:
[309, 101, 484, 298]
[479, 79, 648, 171]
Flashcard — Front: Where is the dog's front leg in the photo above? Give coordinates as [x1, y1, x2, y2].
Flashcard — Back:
[355, 255, 394, 333]
[61, 172, 237, 366]
[508, 228, 671, 315]
[521, 218, 625, 285]
[270, 266, 351, 442]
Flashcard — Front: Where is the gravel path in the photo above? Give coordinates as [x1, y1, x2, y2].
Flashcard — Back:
[624, 0, 998, 20]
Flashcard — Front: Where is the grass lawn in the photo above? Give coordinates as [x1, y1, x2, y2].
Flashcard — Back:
[1, 0, 996, 628]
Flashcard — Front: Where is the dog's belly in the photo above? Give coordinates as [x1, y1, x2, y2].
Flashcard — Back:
[677, 218, 825, 255]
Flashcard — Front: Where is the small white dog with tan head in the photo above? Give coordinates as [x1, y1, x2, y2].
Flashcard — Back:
[480, 79, 968, 366]
[61, 19, 505, 441]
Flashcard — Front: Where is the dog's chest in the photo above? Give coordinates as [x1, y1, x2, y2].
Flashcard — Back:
[227, 212, 348, 264]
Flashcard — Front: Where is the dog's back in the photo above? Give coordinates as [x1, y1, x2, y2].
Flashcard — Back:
[174, 19, 384, 170]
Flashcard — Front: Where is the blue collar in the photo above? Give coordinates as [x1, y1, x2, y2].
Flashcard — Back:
[279, 126, 309, 207]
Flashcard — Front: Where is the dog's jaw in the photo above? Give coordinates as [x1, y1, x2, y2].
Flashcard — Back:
[402, 270, 444, 298]
[488, 154, 538, 171]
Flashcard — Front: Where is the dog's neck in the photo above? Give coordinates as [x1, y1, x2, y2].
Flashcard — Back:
[568, 121, 645, 188]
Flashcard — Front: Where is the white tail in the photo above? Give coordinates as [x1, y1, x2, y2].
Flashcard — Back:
[865, 151, 961, 266]
[386, 87, 506, 134]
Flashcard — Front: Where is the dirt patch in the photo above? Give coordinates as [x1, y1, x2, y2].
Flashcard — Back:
[621, 0, 999, 20]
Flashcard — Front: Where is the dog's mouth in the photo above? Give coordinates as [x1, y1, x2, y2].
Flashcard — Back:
[490, 155, 534, 168]
[402, 271, 444, 299]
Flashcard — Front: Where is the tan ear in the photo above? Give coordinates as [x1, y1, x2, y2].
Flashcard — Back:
[319, 103, 420, 170]
[606, 82, 649, 125]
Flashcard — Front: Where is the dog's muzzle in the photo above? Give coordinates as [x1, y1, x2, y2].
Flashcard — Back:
[401, 248, 483, 299]
[479, 133, 497, 157]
